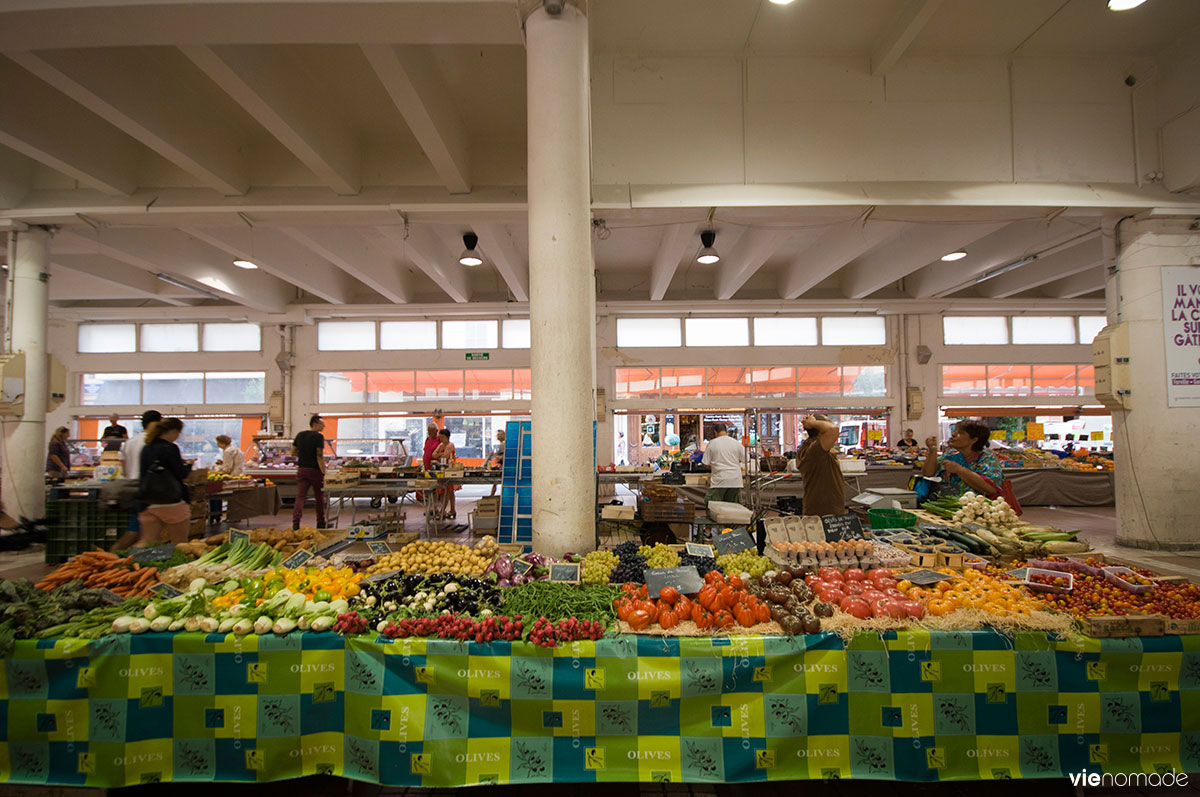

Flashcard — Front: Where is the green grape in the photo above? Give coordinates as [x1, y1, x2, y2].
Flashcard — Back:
[582, 550, 619, 585]
[716, 551, 771, 579]
[639, 543, 680, 569]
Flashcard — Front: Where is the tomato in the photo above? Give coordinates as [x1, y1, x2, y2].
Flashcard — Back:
[627, 609, 652, 630]
[860, 589, 885, 602]
[698, 585, 719, 611]
[728, 575, 743, 590]
[643, 601, 659, 622]
[314, 589, 333, 603]
[637, 585, 649, 599]
[735, 606, 755, 627]
[896, 580, 913, 593]
[818, 568, 842, 582]
[839, 596, 872, 619]
[870, 568, 894, 581]
[658, 587, 679, 605]
[753, 603, 771, 623]
[903, 600, 926, 619]
[817, 588, 846, 605]
[616, 600, 633, 622]
[720, 586, 737, 608]
[805, 574, 825, 587]
[676, 596, 693, 617]
[705, 571, 723, 585]
[714, 610, 735, 629]
[658, 609, 679, 629]
[845, 582, 866, 596]
[843, 568, 866, 583]
[880, 599, 908, 619]
[694, 610, 714, 630]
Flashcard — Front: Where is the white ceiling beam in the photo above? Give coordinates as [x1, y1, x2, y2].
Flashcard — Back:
[181, 45, 361, 195]
[778, 221, 907, 300]
[649, 223, 699, 302]
[1040, 265, 1108, 299]
[47, 265, 153, 302]
[839, 221, 1008, 299]
[52, 254, 190, 306]
[714, 228, 794, 301]
[977, 237, 1106, 299]
[277, 226, 410, 304]
[907, 218, 1094, 299]
[362, 44, 471, 195]
[0, 146, 33, 208]
[377, 224, 471, 303]
[0, 3, 523, 51]
[182, 226, 358, 304]
[8, 50, 249, 196]
[55, 228, 294, 313]
[473, 222, 529, 302]
[0, 56, 139, 196]
[872, 0, 946, 75]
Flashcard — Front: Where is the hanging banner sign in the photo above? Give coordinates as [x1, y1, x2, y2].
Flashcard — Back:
[1025, 423, 1044, 441]
[1163, 266, 1200, 407]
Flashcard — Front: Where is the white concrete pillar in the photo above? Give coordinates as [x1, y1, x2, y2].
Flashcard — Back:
[1109, 217, 1200, 549]
[1, 226, 51, 521]
[525, 0, 596, 556]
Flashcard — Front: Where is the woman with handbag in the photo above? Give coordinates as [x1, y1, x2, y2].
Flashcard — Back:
[137, 417, 192, 545]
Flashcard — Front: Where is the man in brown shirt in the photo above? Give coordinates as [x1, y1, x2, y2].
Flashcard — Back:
[796, 414, 846, 517]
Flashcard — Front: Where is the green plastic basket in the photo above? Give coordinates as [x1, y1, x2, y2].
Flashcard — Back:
[867, 507, 918, 530]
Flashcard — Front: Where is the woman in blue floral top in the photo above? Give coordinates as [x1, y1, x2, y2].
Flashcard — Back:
[920, 420, 1002, 498]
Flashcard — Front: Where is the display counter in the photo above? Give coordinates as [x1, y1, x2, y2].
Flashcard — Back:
[1003, 468, 1115, 507]
[2, 628, 1192, 786]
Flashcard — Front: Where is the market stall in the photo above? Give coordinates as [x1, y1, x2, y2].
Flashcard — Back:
[1003, 468, 1115, 508]
[2, 628, 1193, 786]
[4, 492, 1199, 787]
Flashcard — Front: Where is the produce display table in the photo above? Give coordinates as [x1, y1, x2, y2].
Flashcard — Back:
[220, 484, 283, 523]
[3, 628, 1194, 786]
[1003, 468, 1115, 507]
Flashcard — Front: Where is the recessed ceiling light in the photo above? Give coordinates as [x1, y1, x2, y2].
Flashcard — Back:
[1108, 0, 1147, 10]
[232, 259, 258, 270]
[768, 0, 796, 4]
[696, 230, 720, 265]
[459, 233, 483, 267]
[940, 251, 968, 262]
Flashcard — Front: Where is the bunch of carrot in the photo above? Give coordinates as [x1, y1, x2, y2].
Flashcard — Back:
[36, 550, 161, 597]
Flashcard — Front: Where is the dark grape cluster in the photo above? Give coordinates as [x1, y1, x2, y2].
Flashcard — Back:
[610, 541, 647, 584]
[679, 553, 718, 577]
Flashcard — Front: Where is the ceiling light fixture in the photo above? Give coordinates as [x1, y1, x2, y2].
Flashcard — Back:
[974, 256, 1036, 284]
[1107, 0, 1147, 10]
[696, 230, 720, 264]
[768, 0, 796, 5]
[940, 250, 968, 262]
[459, 233, 483, 267]
[232, 259, 258, 270]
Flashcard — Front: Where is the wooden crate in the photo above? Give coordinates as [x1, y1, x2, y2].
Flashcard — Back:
[323, 470, 360, 487]
[640, 499, 695, 523]
[1080, 614, 1164, 638]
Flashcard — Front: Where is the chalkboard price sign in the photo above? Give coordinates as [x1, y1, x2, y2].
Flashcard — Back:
[363, 569, 401, 583]
[132, 544, 175, 563]
[904, 568, 953, 586]
[821, 513, 864, 542]
[280, 548, 314, 569]
[645, 566, 704, 599]
[229, 529, 250, 544]
[342, 554, 374, 563]
[712, 528, 755, 555]
[148, 583, 183, 598]
[548, 562, 581, 584]
[366, 541, 391, 556]
[684, 543, 716, 558]
[99, 589, 125, 605]
[511, 558, 533, 577]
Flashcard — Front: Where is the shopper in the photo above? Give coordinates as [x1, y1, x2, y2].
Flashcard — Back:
[922, 420, 1002, 498]
[123, 410, 161, 481]
[46, 426, 71, 482]
[291, 414, 327, 530]
[898, 428, 919, 451]
[215, 434, 245, 476]
[101, 413, 128, 452]
[487, 428, 506, 496]
[432, 428, 459, 519]
[796, 414, 847, 517]
[422, 423, 439, 471]
[137, 418, 192, 545]
[616, 431, 628, 466]
[702, 422, 745, 504]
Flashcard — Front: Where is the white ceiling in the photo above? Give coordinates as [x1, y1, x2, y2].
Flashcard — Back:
[1, 0, 1197, 313]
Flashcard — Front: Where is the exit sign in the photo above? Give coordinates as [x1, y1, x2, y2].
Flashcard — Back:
[465, 352, 490, 361]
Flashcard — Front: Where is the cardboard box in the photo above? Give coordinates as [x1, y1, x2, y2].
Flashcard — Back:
[471, 511, 499, 531]
[323, 470, 360, 487]
[684, 473, 710, 486]
[601, 505, 636, 521]
[476, 497, 501, 517]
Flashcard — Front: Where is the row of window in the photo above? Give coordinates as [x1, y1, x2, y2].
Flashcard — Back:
[81, 372, 266, 405]
[615, 316, 887, 348]
[944, 316, 1106, 346]
[318, 320, 529, 351]
[78, 323, 261, 353]
[319, 369, 533, 403]
[615, 366, 888, 399]
[941, 365, 1096, 397]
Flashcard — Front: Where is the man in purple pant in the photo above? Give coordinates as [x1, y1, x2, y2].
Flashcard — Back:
[291, 414, 327, 530]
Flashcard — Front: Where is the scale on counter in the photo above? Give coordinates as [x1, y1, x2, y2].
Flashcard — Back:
[850, 487, 919, 510]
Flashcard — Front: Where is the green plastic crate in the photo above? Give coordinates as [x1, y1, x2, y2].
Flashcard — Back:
[867, 507, 918, 530]
[45, 499, 130, 563]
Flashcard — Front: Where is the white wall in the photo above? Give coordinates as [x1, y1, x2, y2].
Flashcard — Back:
[592, 54, 1153, 187]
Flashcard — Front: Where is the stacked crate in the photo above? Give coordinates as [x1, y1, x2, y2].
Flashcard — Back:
[45, 486, 130, 563]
